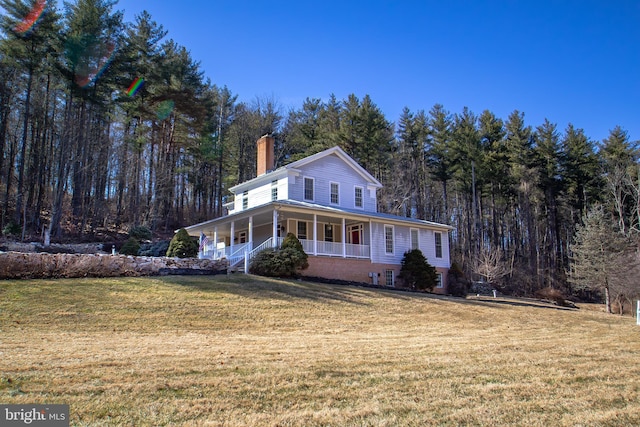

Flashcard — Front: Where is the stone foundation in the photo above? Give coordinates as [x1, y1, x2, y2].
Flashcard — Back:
[0, 252, 227, 280]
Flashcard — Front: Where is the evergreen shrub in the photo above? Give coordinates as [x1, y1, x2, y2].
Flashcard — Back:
[139, 241, 170, 257]
[129, 225, 152, 241]
[447, 261, 470, 297]
[120, 237, 141, 256]
[166, 229, 198, 258]
[2, 222, 21, 237]
[249, 233, 308, 277]
[399, 249, 437, 291]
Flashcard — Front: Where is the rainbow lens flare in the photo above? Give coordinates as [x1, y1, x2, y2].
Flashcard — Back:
[126, 77, 144, 96]
[14, 0, 46, 34]
[74, 41, 116, 88]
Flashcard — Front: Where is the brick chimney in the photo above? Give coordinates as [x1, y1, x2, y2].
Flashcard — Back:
[256, 134, 275, 176]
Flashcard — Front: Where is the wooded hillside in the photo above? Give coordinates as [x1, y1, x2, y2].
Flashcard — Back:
[1, 0, 639, 300]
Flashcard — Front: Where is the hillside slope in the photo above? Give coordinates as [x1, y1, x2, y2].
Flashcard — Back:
[1, 275, 639, 426]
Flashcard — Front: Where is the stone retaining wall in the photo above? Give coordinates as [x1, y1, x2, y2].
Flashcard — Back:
[0, 252, 227, 280]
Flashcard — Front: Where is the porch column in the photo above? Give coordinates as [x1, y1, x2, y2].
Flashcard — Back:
[214, 226, 218, 258]
[272, 209, 278, 248]
[313, 214, 317, 255]
[248, 216, 253, 251]
[342, 217, 346, 258]
[368, 219, 373, 261]
[230, 221, 235, 254]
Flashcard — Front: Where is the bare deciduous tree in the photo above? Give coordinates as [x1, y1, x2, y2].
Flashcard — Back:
[473, 247, 511, 287]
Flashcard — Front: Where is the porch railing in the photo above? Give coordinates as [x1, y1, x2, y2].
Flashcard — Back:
[202, 238, 369, 262]
[302, 239, 370, 258]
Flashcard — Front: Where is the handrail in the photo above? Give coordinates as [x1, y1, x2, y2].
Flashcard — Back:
[249, 238, 275, 259]
[229, 242, 251, 267]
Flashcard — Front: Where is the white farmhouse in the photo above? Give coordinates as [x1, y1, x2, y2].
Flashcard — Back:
[185, 135, 453, 292]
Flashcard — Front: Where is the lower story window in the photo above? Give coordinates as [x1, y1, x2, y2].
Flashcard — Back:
[385, 269, 394, 287]
[297, 221, 307, 240]
[436, 273, 443, 288]
[324, 224, 334, 242]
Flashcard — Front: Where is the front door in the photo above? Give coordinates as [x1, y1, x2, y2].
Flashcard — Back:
[347, 224, 363, 245]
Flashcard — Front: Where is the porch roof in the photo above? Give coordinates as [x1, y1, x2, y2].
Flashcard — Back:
[184, 200, 454, 236]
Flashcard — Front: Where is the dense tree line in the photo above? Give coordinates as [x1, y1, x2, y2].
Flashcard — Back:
[1, 0, 638, 303]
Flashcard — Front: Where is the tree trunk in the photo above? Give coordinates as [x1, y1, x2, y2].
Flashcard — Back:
[15, 66, 34, 227]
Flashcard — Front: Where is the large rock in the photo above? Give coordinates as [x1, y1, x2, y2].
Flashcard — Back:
[0, 252, 227, 279]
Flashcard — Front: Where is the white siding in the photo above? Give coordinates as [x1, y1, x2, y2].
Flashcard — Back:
[370, 221, 450, 269]
[234, 181, 274, 211]
[417, 228, 450, 269]
[290, 154, 377, 212]
[231, 177, 289, 212]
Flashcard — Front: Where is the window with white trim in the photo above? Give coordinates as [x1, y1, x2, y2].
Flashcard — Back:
[354, 186, 363, 208]
[436, 273, 443, 288]
[304, 177, 314, 201]
[297, 221, 307, 240]
[435, 232, 443, 258]
[385, 269, 394, 287]
[324, 224, 334, 242]
[271, 180, 278, 201]
[242, 190, 248, 210]
[410, 229, 419, 250]
[384, 225, 394, 254]
[330, 182, 339, 204]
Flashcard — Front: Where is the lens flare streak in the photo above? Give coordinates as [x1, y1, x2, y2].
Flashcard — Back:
[14, 0, 46, 34]
[74, 41, 116, 88]
[126, 77, 144, 96]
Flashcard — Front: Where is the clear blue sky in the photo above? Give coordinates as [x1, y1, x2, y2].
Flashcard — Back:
[66, 0, 640, 143]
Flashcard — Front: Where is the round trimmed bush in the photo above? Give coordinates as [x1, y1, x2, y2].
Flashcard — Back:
[120, 237, 141, 256]
[166, 229, 198, 258]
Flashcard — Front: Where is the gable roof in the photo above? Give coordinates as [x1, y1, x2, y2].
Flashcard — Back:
[230, 146, 383, 193]
[287, 146, 383, 187]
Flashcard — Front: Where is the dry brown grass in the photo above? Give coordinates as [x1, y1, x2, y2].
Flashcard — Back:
[1, 275, 639, 426]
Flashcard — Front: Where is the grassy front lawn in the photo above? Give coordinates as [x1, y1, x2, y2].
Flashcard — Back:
[1, 275, 639, 426]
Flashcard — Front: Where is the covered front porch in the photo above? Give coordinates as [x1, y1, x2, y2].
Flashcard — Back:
[189, 204, 372, 268]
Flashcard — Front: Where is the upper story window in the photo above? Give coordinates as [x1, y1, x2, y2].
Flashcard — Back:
[410, 229, 419, 250]
[330, 182, 339, 204]
[271, 180, 278, 201]
[354, 186, 363, 208]
[242, 190, 248, 210]
[384, 225, 394, 254]
[304, 177, 314, 201]
[435, 232, 443, 258]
